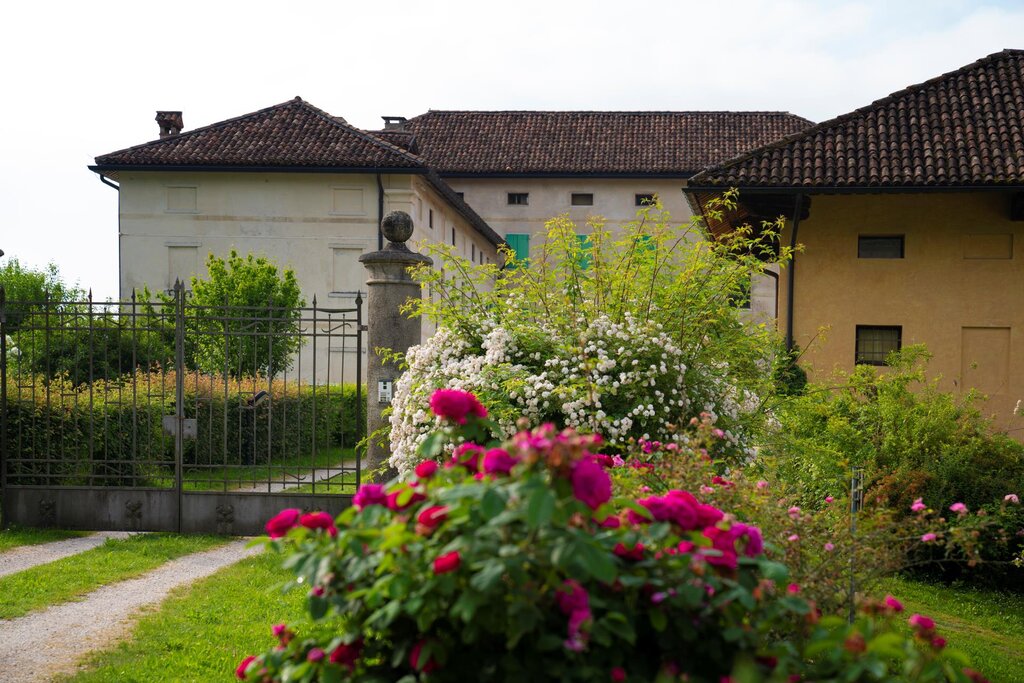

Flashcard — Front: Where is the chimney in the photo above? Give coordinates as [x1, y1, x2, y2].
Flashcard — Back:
[156, 111, 184, 138]
[381, 116, 407, 131]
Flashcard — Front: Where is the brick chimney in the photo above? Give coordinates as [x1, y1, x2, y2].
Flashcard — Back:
[156, 111, 184, 138]
[381, 116, 407, 131]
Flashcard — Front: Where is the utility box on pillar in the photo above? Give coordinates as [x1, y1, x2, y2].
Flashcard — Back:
[359, 211, 431, 481]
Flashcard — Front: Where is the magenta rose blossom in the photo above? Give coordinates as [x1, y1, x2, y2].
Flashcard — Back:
[433, 550, 461, 574]
[414, 460, 439, 479]
[352, 483, 388, 510]
[409, 640, 439, 673]
[571, 456, 612, 509]
[307, 648, 325, 663]
[429, 388, 487, 424]
[265, 508, 301, 538]
[329, 638, 363, 670]
[386, 485, 426, 511]
[949, 502, 968, 515]
[449, 443, 484, 472]
[299, 511, 337, 537]
[482, 448, 519, 475]
[235, 655, 257, 680]
[909, 613, 936, 631]
[884, 594, 904, 612]
[417, 505, 448, 531]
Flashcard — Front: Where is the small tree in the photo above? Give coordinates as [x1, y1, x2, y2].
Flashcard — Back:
[0, 258, 82, 333]
[187, 251, 305, 378]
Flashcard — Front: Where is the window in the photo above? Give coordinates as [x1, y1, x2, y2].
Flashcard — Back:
[507, 192, 529, 205]
[635, 193, 656, 206]
[505, 233, 530, 267]
[575, 234, 592, 270]
[455, 192, 465, 201]
[855, 325, 902, 365]
[428, 209, 434, 230]
[571, 193, 594, 206]
[471, 243, 476, 261]
[858, 235, 904, 259]
[451, 227, 456, 246]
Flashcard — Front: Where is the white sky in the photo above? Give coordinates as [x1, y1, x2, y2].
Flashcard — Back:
[2, 0, 1023, 300]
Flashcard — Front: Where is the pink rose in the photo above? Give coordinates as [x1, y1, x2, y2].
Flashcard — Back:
[756, 480, 769, 490]
[911, 498, 927, 512]
[265, 508, 301, 538]
[613, 542, 645, 561]
[931, 636, 947, 650]
[235, 655, 257, 680]
[448, 443, 484, 472]
[1005, 494, 1020, 504]
[299, 511, 337, 537]
[788, 534, 800, 542]
[732, 523, 764, 557]
[353, 483, 387, 510]
[415, 460, 439, 479]
[909, 613, 936, 631]
[556, 579, 590, 615]
[884, 594, 904, 612]
[307, 648, 325, 663]
[271, 623, 287, 638]
[949, 502, 968, 515]
[824, 542, 835, 552]
[787, 506, 801, 520]
[429, 388, 486, 424]
[434, 550, 461, 574]
[787, 583, 801, 594]
[386, 485, 426, 511]
[482, 448, 519, 475]
[330, 639, 363, 670]
[825, 495, 835, 504]
[417, 505, 448, 531]
[921, 532, 937, 543]
[571, 456, 612, 510]
[611, 667, 627, 682]
[409, 640, 439, 673]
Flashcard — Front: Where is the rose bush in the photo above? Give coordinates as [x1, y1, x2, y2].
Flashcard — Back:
[240, 390, 988, 682]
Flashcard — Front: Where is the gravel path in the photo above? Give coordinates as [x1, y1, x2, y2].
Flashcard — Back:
[0, 531, 137, 578]
[0, 538, 260, 682]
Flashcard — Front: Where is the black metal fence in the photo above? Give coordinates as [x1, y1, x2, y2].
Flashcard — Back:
[0, 282, 364, 533]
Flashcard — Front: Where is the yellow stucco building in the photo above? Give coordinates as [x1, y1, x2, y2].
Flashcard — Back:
[688, 49, 1024, 433]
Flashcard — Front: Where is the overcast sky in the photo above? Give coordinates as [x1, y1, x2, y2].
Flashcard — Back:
[2, 0, 1023, 300]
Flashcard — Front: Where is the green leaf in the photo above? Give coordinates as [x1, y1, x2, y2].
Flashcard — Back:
[526, 487, 555, 529]
[418, 432, 445, 458]
[470, 560, 506, 592]
[481, 489, 506, 520]
[601, 611, 636, 645]
[649, 609, 667, 632]
[574, 541, 617, 583]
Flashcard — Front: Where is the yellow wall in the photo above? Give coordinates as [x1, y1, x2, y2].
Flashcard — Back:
[779, 191, 1024, 432]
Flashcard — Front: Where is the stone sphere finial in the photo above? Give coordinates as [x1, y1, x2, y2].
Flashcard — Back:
[381, 211, 414, 244]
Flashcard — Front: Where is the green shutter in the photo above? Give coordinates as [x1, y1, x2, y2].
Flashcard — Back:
[505, 233, 530, 268]
[576, 234, 592, 270]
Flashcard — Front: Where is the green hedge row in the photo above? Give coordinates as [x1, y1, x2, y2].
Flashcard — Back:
[3, 383, 365, 486]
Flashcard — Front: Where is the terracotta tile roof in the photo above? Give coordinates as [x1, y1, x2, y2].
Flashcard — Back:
[93, 98, 425, 170]
[690, 50, 1024, 189]
[388, 111, 813, 176]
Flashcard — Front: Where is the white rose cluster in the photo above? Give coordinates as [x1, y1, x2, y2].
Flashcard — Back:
[388, 314, 762, 476]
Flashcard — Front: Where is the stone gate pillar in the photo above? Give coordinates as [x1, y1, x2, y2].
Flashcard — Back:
[359, 211, 431, 481]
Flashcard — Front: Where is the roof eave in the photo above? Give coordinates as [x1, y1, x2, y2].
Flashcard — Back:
[90, 164, 428, 176]
[684, 183, 1024, 195]
[436, 170, 699, 180]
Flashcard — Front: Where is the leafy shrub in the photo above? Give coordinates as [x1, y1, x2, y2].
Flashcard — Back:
[242, 390, 987, 682]
[389, 197, 791, 476]
[765, 346, 1024, 513]
[2, 372, 364, 485]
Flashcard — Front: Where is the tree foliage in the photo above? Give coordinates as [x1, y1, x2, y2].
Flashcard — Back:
[185, 250, 305, 378]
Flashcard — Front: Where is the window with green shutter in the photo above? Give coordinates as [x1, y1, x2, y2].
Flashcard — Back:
[505, 233, 530, 268]
[576, 234, 592, 270]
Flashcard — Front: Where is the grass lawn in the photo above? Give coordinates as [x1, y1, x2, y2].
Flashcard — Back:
[0, 533, 227, 619]
[877, 575, 1024, 682]
[287, 468, 358, 494]
[0, 526, 89, 552]
[182, 446, 356, 491]
[64, 552, 322, 682]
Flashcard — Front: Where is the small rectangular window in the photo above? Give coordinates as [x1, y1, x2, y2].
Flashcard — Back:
[507, 192, 529, 206]
[571, 193, 594, 206]
[429, 209, 434, 229]
[455, 192, 464, 201]
[855, 325, 902, 365]
[858, 235, 904, 259]
[471, 243, 476, 261]
[451, 227, 456, 246]
[635, 193, 656, 206]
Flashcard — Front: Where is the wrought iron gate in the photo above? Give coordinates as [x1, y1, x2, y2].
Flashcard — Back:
[0, 283, 363, 534]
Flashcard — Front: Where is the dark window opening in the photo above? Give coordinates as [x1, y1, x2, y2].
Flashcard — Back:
[571, 193, 594, 206]
[508, 192, 529, 205]
[455, 192, 464, 201]
[451, 227, 456, 246]
[472, 243, 476, 261]
[855, 325, 902, 365]
[636, 193, 656, 206]
[858, 235, 904, 258]
[428, 209, 434, 229]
